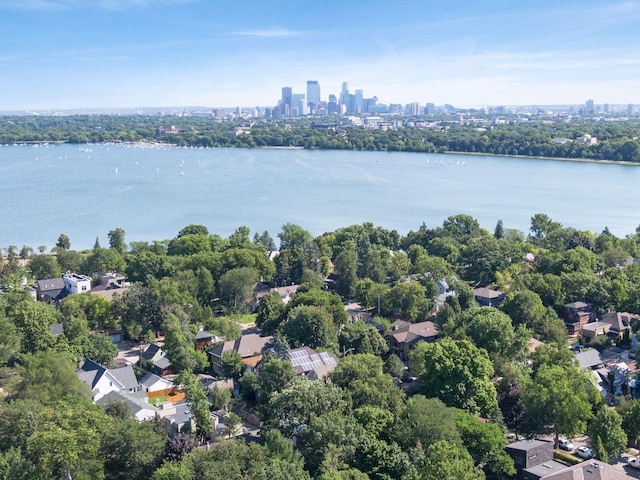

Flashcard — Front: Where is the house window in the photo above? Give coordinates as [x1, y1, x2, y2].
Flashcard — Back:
[82, 286, 87, 291]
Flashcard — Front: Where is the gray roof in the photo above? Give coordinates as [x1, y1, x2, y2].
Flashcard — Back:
[529, 459, 618, 480]
[36, 277, 65, 292]
[473, 287, 504, 299]
[575, 348, 605, 369]
[166, 403, 192, 427]
[96, 390, 159, 417]
[139, 372, 167, 389]
[523, 459, 568, 478]
[154, 356, 172, 370]
[564, 301, 590, 309]
[195, 329, 215, 340]
[506, 439, 552, 453]
[110, 365, 139, 391]
[77, 359, 106, 389]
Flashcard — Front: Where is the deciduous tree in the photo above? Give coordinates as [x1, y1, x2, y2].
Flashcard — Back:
[416, 339, 497, 417]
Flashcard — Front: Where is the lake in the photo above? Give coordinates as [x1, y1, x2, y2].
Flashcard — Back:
[1, 143, 639, 250]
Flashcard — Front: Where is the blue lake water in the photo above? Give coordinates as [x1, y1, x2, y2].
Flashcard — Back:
[1, 143, 639, 250]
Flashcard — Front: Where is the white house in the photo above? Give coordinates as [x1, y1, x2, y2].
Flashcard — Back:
[63, 273, 92, 294]
[77, 359, 126, 402]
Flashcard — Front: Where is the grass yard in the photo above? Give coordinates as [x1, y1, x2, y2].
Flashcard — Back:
[234, 313, 257, 325]
[151, 395, 171, 406]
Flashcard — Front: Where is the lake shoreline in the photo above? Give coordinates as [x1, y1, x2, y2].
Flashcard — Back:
[442, 150, 640, 166]
[5, 140, 638, 166]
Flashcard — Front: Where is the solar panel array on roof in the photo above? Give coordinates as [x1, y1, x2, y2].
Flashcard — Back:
[290, 349, 336, 373]
[290, 350, 307, 359]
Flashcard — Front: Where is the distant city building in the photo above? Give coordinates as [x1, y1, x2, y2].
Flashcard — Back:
[306, 80, 321, 112]
[425, 102, 435, 114]
[340, 82, 349, 106]
[629, 103, 635, 116]
[585, 98, 595, 114]
[291, 93, 305, 115]
[355, 89, 363, 114]
[281, 86, 292, 111]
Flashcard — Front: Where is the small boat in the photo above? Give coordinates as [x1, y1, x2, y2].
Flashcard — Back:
[115, 167, 118, 175]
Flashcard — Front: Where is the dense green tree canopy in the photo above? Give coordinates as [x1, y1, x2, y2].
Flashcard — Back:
[415, 339, 497, 417]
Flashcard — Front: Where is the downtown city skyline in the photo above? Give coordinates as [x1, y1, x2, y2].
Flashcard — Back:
[1, 0, 640, 111]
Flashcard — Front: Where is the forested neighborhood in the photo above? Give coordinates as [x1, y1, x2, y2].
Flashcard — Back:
[1, 114, 639, 162]
[2, 215, 640, 479]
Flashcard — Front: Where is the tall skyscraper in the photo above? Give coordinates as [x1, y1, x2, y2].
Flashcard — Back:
[282, 87, 292, 107]
[355, 89, 363, 114]
[340, 82, 349, 105]
[307, 80, 321, 110]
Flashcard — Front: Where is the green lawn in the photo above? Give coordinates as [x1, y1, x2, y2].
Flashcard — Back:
[151, 395, 171, 406]
[234, 313, 257, 325]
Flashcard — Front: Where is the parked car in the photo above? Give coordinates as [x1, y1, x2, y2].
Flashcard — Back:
[575, 446, 594, 459]
[558, 438, 575, 451]
[628, 456, 640, 469]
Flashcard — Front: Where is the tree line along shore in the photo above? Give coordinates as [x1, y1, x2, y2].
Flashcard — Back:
[1, 114, 640, 162]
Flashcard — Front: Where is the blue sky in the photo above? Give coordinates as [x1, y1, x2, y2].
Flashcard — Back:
[1, 0, 639, 110]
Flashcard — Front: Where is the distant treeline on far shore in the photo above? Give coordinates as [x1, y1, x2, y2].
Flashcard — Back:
[1, 114, 640, 162]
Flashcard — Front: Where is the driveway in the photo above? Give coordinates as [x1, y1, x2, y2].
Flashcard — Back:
[611, 454, 640, 478]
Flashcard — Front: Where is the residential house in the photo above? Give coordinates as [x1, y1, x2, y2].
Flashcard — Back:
[62, 273, 92, 294]
[90, 272, 128, 301]
[595, 362, 636, 397]
[209, 333, 274, 376]
[96, 390, 158, 422]
[563, 301, 594, 335]
[344, 302, 372, 323]
[600, 312, 635, 338]
[153, 356, 174, 377]
[473, 287, 506, 307]
[575, 348, 606, 370]
[581, 322, 611, 342]
[506, 439, 555, 480]
[163, 403, 196, 437]
[253, 284, 299, 311]
[110, 365, 140, 394]
[77, 359, 139, 402]
[387, 320, 438, 361]
[139, 372, 174, 393]
[548, 459, 625, 479]
[206, 378, 240, 401]
[140, 343, 173, 376]
[195, 326, 221, 351]
[35, 277, 66, 304]
[289, 347, 338, 380]
[436, 278, 456, 306]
